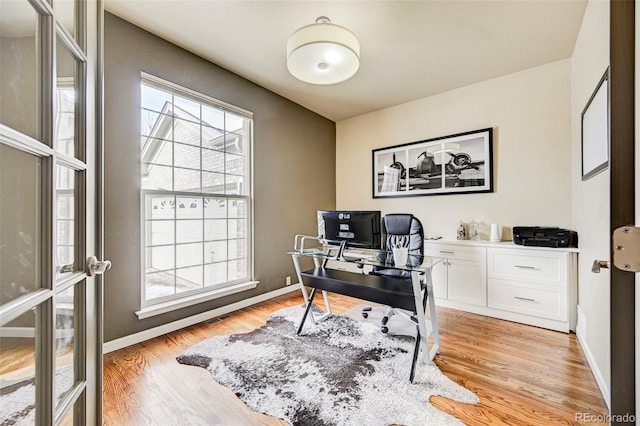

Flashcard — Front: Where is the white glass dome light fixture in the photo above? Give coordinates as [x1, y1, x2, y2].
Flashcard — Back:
[286, 16, 360, 85]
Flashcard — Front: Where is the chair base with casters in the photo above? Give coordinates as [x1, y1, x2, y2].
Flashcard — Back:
[361, 306, 416, 333]
[362, 282, 428, 334]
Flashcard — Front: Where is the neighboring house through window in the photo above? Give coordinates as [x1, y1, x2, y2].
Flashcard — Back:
[55, 80, 76, 275]
[139, 73, 254, 313]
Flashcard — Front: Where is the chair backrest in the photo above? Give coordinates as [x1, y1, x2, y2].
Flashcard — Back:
[381, 214, 424, 255]
[372, 214, 424, 279]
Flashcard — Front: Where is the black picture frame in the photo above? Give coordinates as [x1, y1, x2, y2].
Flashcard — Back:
[581, 68, 610, 181]
[372, 128, 493, 198]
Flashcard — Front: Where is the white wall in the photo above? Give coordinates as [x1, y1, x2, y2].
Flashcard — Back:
[570, 0, 611, 407]
[335, 3, 614, 408]
[336, 59, 572, 241]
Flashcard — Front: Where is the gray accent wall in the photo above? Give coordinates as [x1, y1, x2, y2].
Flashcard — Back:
[104, 13, 335, 342]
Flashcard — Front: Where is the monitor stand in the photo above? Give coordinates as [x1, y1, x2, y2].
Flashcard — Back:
[334, 240, 349, 262]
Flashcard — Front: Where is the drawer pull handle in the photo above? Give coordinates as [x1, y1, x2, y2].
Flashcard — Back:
[514, 296, 536, 302]
[440, 251, 455, 254]
[514, 265, 537, 270]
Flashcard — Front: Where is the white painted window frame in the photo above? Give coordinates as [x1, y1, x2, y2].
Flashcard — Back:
[138, 73, 255, 316]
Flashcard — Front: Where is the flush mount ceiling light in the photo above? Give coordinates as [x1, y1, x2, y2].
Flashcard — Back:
[287, 16, 360, 85]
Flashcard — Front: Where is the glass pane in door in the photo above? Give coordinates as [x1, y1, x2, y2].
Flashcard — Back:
[0, 144, 42, 305]
[0, 307, 39, 424]
[55, 38, 78, 157]
[55, 286, 75, 407]
[56, 165, 75, 278]
[0, 1, 39, 140]
[58, 404, 73, 425]
[53, 0, 76, 40]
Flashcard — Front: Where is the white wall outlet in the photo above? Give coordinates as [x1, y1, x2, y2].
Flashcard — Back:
[285, 275, 292, 286]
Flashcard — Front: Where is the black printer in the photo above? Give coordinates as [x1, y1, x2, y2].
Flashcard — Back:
[513, 226, 578, 248]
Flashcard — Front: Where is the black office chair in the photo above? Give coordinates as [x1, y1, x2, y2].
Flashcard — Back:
[362, 214, 425, 333]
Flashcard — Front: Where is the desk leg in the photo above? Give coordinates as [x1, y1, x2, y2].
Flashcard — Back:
[410, 326, 420, 383]
[291, 255, 316, 324]
[426, 280, 440, 360]
[411, 271, 431, 365]
[313, 257, 333, 316]
[297, 288, 317, 335]
[291, 255, 332, 324]
[321, 290, 332, 315]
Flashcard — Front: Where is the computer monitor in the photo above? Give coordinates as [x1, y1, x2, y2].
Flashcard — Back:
[317, 210, 382, 256]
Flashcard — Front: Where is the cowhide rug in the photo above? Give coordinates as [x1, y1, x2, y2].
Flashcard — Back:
[177, 305, 477, 426]
[0, 364, 73, 425]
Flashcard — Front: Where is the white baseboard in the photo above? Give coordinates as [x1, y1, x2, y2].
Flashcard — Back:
[1, 326, 74, 339]
[103, 285, 300, 354]
[0, 327, 35, 338]
[575, 305, 611, 410]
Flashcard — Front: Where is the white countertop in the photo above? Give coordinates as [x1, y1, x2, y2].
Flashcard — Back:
[424, 238, 580, 253]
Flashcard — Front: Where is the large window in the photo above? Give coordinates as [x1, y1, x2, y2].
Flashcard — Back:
[140, 74, 253, 307]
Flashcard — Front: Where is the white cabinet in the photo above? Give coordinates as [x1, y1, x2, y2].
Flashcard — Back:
[425, 240, 578, 333]
[425, 244, 486, 307]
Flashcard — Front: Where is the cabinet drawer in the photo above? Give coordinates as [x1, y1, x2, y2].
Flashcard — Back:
[487, 249, 566, 285]
[488, 279, 566, 321]
[425, 245, 485, 261]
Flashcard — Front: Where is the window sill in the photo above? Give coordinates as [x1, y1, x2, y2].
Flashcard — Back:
[136, 281, 259, 320]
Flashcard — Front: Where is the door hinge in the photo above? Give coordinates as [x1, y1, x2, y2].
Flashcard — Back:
[613, 226, 640, 272]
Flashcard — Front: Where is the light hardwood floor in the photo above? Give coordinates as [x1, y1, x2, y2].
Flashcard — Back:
[103, 292, 608, 425]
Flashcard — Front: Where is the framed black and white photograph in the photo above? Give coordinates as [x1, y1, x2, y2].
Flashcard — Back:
[372, 128, 493, 198]
[581, 68, 609, 181]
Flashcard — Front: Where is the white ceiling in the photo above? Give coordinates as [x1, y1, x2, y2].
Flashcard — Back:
[104, 0, 587, 122]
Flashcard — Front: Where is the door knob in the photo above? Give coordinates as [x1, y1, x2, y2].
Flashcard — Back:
[591, 259, 610, 273]
[87, 256, 112, 276]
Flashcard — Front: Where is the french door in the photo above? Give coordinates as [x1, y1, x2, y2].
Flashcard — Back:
[609, 0, 635, 422]
[0, 0, 102, 424]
